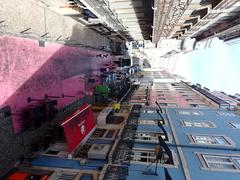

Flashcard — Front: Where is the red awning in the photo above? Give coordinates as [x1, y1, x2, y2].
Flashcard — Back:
[60, 104, 95, 152]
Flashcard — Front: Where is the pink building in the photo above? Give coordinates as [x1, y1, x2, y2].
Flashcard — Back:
[211, 91, 240, 110]
[150, 82, 218, 108]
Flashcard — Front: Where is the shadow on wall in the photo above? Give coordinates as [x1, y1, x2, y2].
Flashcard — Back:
[0, 25, 114, 175]
[0, 25, 113, 134]
[130, 0, 153, 40]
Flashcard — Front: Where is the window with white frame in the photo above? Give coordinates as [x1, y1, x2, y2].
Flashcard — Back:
[158, 98, 166, 101]
[196, 104, 208, 108]
[229, 122, 240, 129]
[142, 109, 164, 114]
[178, 110, 203, 115]
[178, 110, 191, 115]
[198, 153, 240, 171]
[182, 120, 215, 128]
[135, 132, 166, 141]
[192, 111, 203, 115]
[176, 89, 190, 93]
[154, 85, 168, 88]
[189, 104, 208, 108]
[171, 83, 181, 86]
[176, 88, 188, 90]
[131, 148, 174, 165]
[159, 103, 177, 107]
[130, 149, 156, 163]
[138, 120, 158, 125]
[216, 112, 236, 116]
[189, 134, 233, 146]
[190, 104, 200, 107]
[141, 109, 157, 113]
[155, 88, 169, 91]
[181, 93, 196, 96]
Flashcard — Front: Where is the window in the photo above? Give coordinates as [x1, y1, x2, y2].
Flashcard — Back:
[158, 98, 166, 101]
[171, 83, 181, 86]
[177, 87, 188, 89]
[131, 97, 146, 101]
[178, 110, 203, 115]
[130, 149, 173, 165]
[142, 108, 164, 114]
[135, 132, 166, 142]
[178, 110, 191, 115]
[198, 153, 240, 171]
[131, 149, 156, 163]
[197, 104, 208, 108]
[189, 104, 208, 108]
[192, 111, 202, 115]
[190, 104, 199, 107]
[154, 86, 168, 89]
[229, 122, 240, 129]
[189, 134, 233, 146]
[38, 40, 45, 47]
[155, 88, 169, 91]
[182, 120, 215, 128]
[216, 112, 236, 116]
[142, 109, 157, 113]
[138, 120, 158, 125]
[159, 103, 177, 107]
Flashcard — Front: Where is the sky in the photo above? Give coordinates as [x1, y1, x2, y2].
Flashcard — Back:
[175, 38, 240, 95]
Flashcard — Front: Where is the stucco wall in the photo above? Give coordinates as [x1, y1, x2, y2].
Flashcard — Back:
[0, 35, 112, 134]
[0, 35, 113, 176]
[167, 108, 240, 180]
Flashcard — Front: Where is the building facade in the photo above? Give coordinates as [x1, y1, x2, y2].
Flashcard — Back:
[166, 107, 240, 180]
[211, 91, 240, 109]
[152, 0, 240, 44]
[2, 70, 240, 180]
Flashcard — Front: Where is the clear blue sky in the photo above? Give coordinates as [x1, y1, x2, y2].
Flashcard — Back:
[178, 38, 240, 95]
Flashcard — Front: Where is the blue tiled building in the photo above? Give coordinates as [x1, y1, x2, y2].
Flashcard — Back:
[3, 70, 240, 180]
[166, 108, 240, 180]
[120, 106, 240, 180]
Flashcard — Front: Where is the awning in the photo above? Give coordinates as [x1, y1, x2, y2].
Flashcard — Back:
[60, 104, 95, 152]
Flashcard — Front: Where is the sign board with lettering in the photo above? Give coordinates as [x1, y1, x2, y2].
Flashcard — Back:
[60, 104, 95, 152]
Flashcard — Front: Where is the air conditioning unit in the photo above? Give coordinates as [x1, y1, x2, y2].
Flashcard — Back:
[97, 107, 114, 125]
[88, 144, 111, 159]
